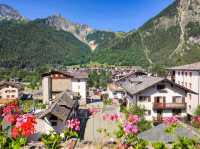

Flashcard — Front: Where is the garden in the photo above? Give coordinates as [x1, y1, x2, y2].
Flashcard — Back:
[0, 101, 200, 149]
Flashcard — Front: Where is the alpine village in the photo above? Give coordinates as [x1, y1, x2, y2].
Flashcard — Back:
[2, 0, 200, 149]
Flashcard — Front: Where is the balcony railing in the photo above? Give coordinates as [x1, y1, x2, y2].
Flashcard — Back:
[153, 102, 186, 110]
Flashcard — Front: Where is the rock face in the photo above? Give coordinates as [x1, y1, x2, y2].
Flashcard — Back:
[44, 15, 119, 50]
[0, 4, 24, 21]
[45, 15, 94, 47]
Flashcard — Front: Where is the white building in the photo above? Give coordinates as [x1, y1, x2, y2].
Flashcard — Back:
[0, 81, 23, 100]
[168, 62, 200, 115]
[42, 70, 88, 104]
[118, 75, 195, 121]
[107, 83, 125, 100]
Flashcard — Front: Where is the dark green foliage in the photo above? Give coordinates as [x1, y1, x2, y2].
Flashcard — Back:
[172, 137, 198, 149]
[194, 105, 200, 115]
[86, 30, 118, 49]
[0, 20, 91, 69]
[186, 22, 200, 37]
[152, 142, 167, 149]
[88, 70, 111, 88]
[92, 32, 149, 67]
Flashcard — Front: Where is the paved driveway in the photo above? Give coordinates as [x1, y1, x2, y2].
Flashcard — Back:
[83, 102, 120, 142]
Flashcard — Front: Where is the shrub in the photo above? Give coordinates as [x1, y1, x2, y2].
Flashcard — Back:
[195, 105, 200, 115]
[172, 137, 198, 149]
[41, 132, 62, 149]
[103, 98, 113, 105]
[152, 142, 167, 149]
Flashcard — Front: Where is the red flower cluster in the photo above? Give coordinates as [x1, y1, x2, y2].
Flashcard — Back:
[192, 116, 200, 128]
[12, 114, 36, 139]
[2, 103, 36, 139]
[3, 102, 19, 116]
[66, 118, 80, 131]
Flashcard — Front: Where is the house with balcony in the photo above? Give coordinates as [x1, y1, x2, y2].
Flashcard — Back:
[118, 75, 196, 121]
[42, 70, 88, 104]
[0, 81, 23, 100]
[167, 62, 200, 116]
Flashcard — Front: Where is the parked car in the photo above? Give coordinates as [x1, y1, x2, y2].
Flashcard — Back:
[21, 94, 33, 100]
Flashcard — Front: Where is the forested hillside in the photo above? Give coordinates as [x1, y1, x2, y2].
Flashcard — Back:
[0, 20, 91, 69]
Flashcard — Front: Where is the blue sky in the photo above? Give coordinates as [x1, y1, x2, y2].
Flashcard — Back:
[0, 0, 174, 31]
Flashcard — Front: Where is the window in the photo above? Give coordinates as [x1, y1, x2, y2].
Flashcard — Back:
[178, 71, 180, 76]
[185, 72, 188, 76]
[189, 72, 192, 77]
[154, 96, 166, 103]
[185, 82, 187, 88]
[11, 95, 15, 98]
[139, 96, 150, 102]
[7, 95, 10, 98]
[51, 122, 57, 126]
[49, 115, 58, 126]
[173, 96, 184, 103]
[189, 105, 191, 110]
[182, 72, 184, 75]
[157, 84, 165, 90]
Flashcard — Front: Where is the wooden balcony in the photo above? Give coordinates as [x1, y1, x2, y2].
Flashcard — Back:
[153, 102, 186, 110]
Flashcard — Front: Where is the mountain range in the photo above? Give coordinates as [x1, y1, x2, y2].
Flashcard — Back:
[1, 0, 200, 70]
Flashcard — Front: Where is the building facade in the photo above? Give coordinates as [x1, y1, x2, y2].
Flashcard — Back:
[0, 81, 23, 100]
[42, 70, 88, 104]
[118, 75, 195, 121]
[168, 62, 200, 115]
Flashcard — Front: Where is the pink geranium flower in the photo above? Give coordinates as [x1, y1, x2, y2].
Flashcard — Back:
[102, 113, 121, 121]
[123, 122, 139, 134]
[4, 114, 17, 125]
[66, 118, 80, 131]
[128, 114, 140, 124]
[163, 116, 179, 125]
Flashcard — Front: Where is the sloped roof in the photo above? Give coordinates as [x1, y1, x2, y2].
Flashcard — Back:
[0, 81, 23, 90]
[168, 62, 200, 71]
[37, 90, 79, 121]
[138, 123, 200, 143]
[116, 71, 147, 82]
[119, 76, 196, 95]
[42, 70, 88, 79]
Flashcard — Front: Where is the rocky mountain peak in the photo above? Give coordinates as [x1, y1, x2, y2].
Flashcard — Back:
[45, 14, 94, 45]
[0, 4, 24, 21]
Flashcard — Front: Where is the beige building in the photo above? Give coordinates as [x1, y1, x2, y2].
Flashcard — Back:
[42, 70, 88, 104]
[0, 81, 23, 100]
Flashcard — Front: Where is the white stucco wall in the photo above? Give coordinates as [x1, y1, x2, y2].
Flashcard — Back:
[72, 78, 87, 100]
[107, 89, 124, 100]
[128, 81, 187, 121]
[0, 86, 19, 99]
[174, 70, 200, 115]
[42, 76, 51, 104]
